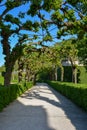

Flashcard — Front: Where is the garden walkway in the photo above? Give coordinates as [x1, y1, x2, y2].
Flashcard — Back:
[0, 83, 87, 130]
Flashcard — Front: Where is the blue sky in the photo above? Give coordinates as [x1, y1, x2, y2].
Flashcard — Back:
[0, 44, 4, 66]
[0, 2, 57, 66]
[0, 2, 29, 66]
[0, 1, 77, 67]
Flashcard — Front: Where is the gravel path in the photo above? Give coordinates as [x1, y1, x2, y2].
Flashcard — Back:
[0, 83, 87, 130]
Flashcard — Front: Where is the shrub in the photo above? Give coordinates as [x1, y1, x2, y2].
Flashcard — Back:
[0, 82, 33, 111]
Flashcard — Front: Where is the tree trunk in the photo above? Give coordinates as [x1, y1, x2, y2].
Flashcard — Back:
[3, 57, 15, 86]
[52, 65, 55, 80]
[72, 66, 77, 84]
[25, 64, 30, 82]
[1, 32, 15, 86]
[74, 67, 77, 84]
[33, 73, 37, 85]
[60, 66, 64, 82]
[1, 30, 24, 86]
[54, 66, 58, 81]
[70, 58, 77, 84]
[4, 56, 15, 86]
[18, 58, 23, 83]
[1, 31, 14, 86]
[4, 67, 12, 86]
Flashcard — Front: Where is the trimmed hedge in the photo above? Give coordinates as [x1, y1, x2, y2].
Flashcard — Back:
[58, 66, 87, 83]
[47, 81, 87, 111]
[77, 66, 87, 84]
[37, 66, 87, 84]
[0, 82, 33, 111]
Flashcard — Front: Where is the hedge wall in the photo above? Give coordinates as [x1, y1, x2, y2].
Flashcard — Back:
[57, 66, 87, 83]
[0, 82, 33, 111]
[47, 81, 87, 111]
[77, 66, 87, 84]
[37, 66, 87, 84]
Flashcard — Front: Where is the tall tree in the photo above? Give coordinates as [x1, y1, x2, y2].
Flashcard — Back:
[60, 39, 78, 83]
[0, 0, 39, 86]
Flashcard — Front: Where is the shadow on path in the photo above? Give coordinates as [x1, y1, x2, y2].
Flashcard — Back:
[22, 83, 87, 130]
[0, 101, 55, 130]
[0, 83, 87, 130]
